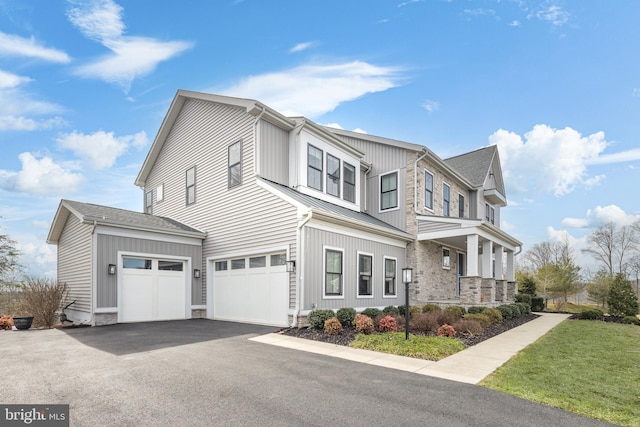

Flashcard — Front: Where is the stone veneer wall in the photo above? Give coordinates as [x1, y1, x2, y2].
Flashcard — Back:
[481, 278, 496, 303]
[407, 240, 461, 304]
[460, 276, 482, 305]
[495, 280, 507, 302]
[94, 312, 117, 326]
[191, 309, 206, 319]
[506, 281, 517, 302]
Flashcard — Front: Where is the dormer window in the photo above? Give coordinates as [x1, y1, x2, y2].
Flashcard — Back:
[307, 144, 323, 191]
[326, 154, 340, 197]
[343, 163, 356, 203]
[380, 171, 398, 211]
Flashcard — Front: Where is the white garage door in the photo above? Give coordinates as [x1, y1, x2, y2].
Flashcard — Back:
[212, 252, 289, 327]
[121, 257, 187, 322]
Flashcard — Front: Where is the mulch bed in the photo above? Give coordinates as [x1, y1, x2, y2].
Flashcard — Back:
[279, 313, 540, 347]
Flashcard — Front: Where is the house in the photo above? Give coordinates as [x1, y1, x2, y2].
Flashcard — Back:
[47, 90, 522, 327]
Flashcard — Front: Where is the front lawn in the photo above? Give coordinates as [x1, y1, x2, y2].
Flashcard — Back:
[480, 320, 640, 427]
[350, 332, 466, 361]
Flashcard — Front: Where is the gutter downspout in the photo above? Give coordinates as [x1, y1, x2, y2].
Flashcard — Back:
[362, 163, 372, 212]
[291, 209, 313, 327]
[253, 106, 266, 177]
[414, 148, 429, 214]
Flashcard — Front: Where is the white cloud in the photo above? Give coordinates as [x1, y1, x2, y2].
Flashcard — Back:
[0, 32, 71, 63]
[489, 124, 609, 196]
[353, 128, 367, 134]
[422, 99, 440, 113]
[509, 20, 521, 27]
[398, 0, 423, 7]
[463, 8, 496, 17]
[0, 153, 83, 196]
[533, 4, 570, 27]
[57, 130, 149, 169]
[289, 42, 315, 53]
[561, 217, 589, 228]
[0, 70, 32, 89]
[20, 242, 57, 266]
[31, 220, 51, 229]
[562, 205, 640, 229]
[68, 0, 193, 92]
[218, 61, 403, 118]
[586, 147, 640, 165]
[324, 123, 343, 130]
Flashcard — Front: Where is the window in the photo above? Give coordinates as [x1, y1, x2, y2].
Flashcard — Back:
[156, 184, 164, 202]
[380, 171, 398, 211]
[443, 183, 450, 216]
[485, 203, 495, 224]
[158, 260, 183, 271]
[144, 190, 153, 214]
[324, 249, 343, 297]
[186, 166, 196, 205]
[425, 171, 434, 210]
[215, 261, 228, 271]
[231, 259, 245, 270]
[249, 256, 266, 268]
[307, 144, 323, 191]
[326, 154, 340, 197]
[384, 257, 397, 296]
[228, 140, 242, 188]
[357, 253, 373, 297]
[343, 163, 356, 203]
[442, 248, 451, 269]
[270, 253, 286, 266]
[123, 258, 152, 269]
[458, 194, 465, 218]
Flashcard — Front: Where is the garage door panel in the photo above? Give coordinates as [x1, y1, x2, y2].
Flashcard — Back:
[122, 274, 153, 322]
[157, 273, 186, 320]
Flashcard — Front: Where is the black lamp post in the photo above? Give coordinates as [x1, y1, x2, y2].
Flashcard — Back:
[402, 267, 413, 340]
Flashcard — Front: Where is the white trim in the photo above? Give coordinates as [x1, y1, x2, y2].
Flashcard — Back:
[156, 184, 164, 202]
[382, 256, 398, 298]
[94, 307, 117, 313]
[379, 170, 400, 213]
[442, 181, 451, 217]
[323, 245, 345, 300]
[306, 221, 407, 249]
[116, 250, 192, 323]
[457, 192, 465, 218]
[94, 225, 203, 246]
[207, 245, 289, 262]
[424, 169, 434, 211]
[356, 251, 375, 299]
[191, 305, 206, 310]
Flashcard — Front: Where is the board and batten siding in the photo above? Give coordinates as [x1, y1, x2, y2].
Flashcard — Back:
[57, 214, 93, 313]
[258, 119, 289, 185]
[334, 134, 408, 231]
[302, 225, 406, 311]
[96, 234, 202, 308]
[143, 98, 299, 308]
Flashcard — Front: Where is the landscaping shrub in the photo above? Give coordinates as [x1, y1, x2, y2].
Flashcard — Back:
[483, 308, 503, 324]
[422, 303, 441, 313]
[453, 319, 484, 336]
[531, 297, 545, 312]
[378, 315, 398, 332]
[0, 315, 14, 330]
[354, 314, 374, 334]
[324, 317, 343, 335]
[361, 307, 382, 321]
[397, 305, 406, 316]
[467, 306, 486, 315]
[444, 305, 466, 318]
[579, 308, 604, 320]
[409, 312, 439, 334]
[607, 273, 639, 317]
[463, 313, 491, 328]
[509, 303, 523, 317]
[436, 324, 456, 337]
[436, 310, 458, 326]
[19, 278, 68, 328]
[623, 316, 640, 326]
[497, 304, 515, 320]
[409, 305, 422, 318]
[336, 307, 356, 327]
[515, 293, 532, 305]
[308, 309, 336, 329]
[382, 305, 399, 316]
[515, 302, 531, 315]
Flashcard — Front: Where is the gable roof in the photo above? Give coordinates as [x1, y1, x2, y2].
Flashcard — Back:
[47, 200, 206, 244]
[444, 146, 497, 186]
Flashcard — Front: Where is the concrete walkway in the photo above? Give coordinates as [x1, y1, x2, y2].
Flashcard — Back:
[250, 312, 571, 385]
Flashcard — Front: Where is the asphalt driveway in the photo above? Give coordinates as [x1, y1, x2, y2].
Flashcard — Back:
[3, 320, 614, 426]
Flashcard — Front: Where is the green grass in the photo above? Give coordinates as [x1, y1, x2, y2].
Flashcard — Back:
[350, 332, 466, 361]
[544, 302, 603, 313]
[480, 320, 640, 426]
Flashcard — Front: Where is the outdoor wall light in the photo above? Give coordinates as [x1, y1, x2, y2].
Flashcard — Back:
[285, 260, 296, 273]
[193, 269, 201, 279]
[108, 264, 116, 275]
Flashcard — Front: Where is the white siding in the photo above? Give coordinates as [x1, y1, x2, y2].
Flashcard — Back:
[57, 214, 92, 313]
[258, 120, 289, 184]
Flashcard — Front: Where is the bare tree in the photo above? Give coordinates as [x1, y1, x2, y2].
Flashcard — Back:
[0, 219, 21, 280]
[582, 222, 638, 276]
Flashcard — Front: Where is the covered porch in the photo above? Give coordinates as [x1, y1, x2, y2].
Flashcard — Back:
[416, 216, 522, 306]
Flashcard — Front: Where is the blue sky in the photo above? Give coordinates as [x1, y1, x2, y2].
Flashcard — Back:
[1, 0, 639, 277]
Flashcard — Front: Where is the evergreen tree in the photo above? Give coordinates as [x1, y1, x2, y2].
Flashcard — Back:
[607, 273, 639, 317]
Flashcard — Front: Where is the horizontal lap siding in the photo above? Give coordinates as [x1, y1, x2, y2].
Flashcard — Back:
[145, 99, 298, 308]
[303, 226, 406, 311]
[96, 235, 202, 307]
[57, 215, 92, 313]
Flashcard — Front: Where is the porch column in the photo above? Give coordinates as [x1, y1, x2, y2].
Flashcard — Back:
[467, 234, 479, 276]
[494, 244, 504, 280]
[507, 250, 515, 282]
[482, 240, 493, 279]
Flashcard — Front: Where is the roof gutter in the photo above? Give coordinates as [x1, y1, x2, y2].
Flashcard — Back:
[291, 209, 314, 327]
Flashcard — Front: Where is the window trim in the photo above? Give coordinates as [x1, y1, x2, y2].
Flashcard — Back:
[228, 140, 242, 189]
[323, 246, 344, 299]
[307, 144, 323, 191]
[144, 190, 153, 214]
[424, 169, 434, 211]
[379, 170, 399, 212]
[458, 193, 465, 218]
[186, 166, 196, 206]
[156, 184, 164, 203]
[485, 203, 495, 224]
[326, 153, 340, 198]
[356, 251, 374, 299]
[442, 247, 451, 270]
[443, 182, 450, 217]
[343, 162, 356, 203]
[383, 256, 398, 298]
